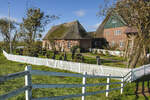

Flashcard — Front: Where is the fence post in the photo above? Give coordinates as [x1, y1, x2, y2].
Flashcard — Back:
[106, 74, 111, 97]
[130, 69, 133, 82]
[144, 65, 145, 75]
[121, 77, 124, 94]
[25, 66, 32, 100]
[82, 72, 87, 100]
[79, 63, 81, 73]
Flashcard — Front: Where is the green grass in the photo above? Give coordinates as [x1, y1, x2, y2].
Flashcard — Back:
[39, 51, 126, 68]
[0, 53, 149, 100]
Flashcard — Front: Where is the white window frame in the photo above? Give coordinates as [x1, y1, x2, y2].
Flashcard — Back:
[105, 31, 109, 35]
[68, 41, 71, 48]
[112, 19, 117, 24]
[115, 30, 121, 35]
[111, 41, 115, 46]
[120, 41, 124, 47]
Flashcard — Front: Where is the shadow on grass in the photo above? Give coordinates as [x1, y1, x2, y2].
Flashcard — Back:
[128, 75, 150, 100]
[134, 80, 150, 100]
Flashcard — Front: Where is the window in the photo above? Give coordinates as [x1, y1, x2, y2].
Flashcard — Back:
[112, 19, 117, 24]
[68, 41, 71, 48]
[105, 31, 109, 35]
[115, 30, 121, 35]
[120, 41, 124, 47]
[48, 44, 50, 49]
[111, 41, 115, 46]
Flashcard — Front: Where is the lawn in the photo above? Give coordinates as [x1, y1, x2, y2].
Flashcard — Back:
[37, 51, 127, 68]
[0, 52, 149, 100]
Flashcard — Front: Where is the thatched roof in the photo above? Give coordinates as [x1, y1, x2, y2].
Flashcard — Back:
[87, 31, 95, 37]
[43, 20, 91, 40]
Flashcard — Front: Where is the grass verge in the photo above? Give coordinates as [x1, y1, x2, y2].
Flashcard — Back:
[0, 53, 149, 100]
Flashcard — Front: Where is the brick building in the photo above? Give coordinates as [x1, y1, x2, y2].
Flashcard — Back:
[43, 20, 92, 52]
[95, 13, 137, 50]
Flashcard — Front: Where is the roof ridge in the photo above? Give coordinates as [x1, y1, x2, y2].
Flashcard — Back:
[43, 20, 91, 40]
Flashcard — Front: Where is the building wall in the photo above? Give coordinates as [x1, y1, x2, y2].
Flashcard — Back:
[43, 39, 92, 52]
[103, 26, 128, 50]
[55, 40, 80, 52]
[80, 39, 92, 49]
[43, 40, 80, 52]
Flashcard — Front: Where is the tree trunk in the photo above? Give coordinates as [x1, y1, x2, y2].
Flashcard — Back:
[128, 38, 141, 68]
[129, 47, 141, 68]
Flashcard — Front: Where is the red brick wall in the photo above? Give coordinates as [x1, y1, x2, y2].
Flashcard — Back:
[55, 40, 80, 52]
[42, 40, 80, 52]
[103, 26, 128, 50]
[43, 39, 92, 52]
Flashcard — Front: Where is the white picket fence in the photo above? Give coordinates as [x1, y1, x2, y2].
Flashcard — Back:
[90, 49, 124, 56]
[1, 51, 150, 100]
[0, 66, 131, 100]
[3, 50, 131, 78]
[132, 64, 150, 81]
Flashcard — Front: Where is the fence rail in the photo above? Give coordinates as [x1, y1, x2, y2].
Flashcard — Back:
[1, 63, 150, 100]
[132, 64, 150, 81]
[90, 49, 124, 56]
[3, 50, 131, 78]
[1, 51, 150, 100]
[0, 66, 132, 100]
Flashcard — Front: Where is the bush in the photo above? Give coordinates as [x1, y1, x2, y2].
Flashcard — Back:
[42, 48, 47, 56]
[93, 49, 97, 54]
[105, 51, 110, 56]
[99, 50, 105, 56]
[23, 41, 42, 57]
[70, 46, 79, 53]
[46, 52, 50, 58]
[16, 49, 23, 55]
[75, 53, 83, 62]
[70, 46, 79, 59]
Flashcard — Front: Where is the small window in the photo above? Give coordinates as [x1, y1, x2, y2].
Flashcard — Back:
[111, 41, 115, 46]
[120, 42, 124, 47]
[48, 44, 50, 49]
[68, 41, 71, 48]
[112, 19, 117, 24]
[115, 30, 121, 35]
[105, 31, 109, 35]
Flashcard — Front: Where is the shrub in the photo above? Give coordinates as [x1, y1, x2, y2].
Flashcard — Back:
[70, 46, 79, 53]
[70, 46, 79, 59]
[46, 52, 50, 58]
[23, 41, 42, 57]
[105, 51, 110, 56]
[75, 53, 82, 62]
[42, 48, 47, 56]
[93, 49, 97, 54]
[16, 49, 23, 55]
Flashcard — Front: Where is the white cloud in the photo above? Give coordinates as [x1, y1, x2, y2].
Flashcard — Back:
[74, 10, 86, 17]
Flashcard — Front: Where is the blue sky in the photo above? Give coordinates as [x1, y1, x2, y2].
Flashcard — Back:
[0, 0, 105, 38]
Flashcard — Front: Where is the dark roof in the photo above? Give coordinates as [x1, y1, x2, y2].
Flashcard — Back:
[87, 31, 95, 37]
[43, 20, 91, 40]
[95, 13, 127, 38]
[94, 14, 110, 38]
[125, 27, 138, 34]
